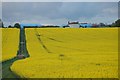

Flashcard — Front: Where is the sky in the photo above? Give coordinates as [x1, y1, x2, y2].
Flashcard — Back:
[2, 0, 120, 2]
[1, 2, 119, 27]
[0, 1, 1, 19]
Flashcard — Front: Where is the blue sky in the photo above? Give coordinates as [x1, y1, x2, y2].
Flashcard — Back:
[2, 2, 118, 26]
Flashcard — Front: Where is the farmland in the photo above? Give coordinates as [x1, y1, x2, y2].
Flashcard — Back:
[2, 28, 19, 62]
[0, 29, 2, 61]
[10, 28, 118, 78]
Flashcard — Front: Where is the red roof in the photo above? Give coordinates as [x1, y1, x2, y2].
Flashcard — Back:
[68, 21, 79, 24]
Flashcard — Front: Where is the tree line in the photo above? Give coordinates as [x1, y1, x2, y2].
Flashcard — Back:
[0, 19, 120, 28]
[111, 19, 120, 27]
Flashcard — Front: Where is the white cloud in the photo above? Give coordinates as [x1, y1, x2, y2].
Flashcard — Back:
[2, 2, 118, 27]
[78, 12, 118, 24]
[13, 16, 68, 26]
[102, 8, 118, 14]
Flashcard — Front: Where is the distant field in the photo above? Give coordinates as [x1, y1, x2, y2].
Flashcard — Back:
[2, 28, 19, 62]
[11, 28, 118, 78]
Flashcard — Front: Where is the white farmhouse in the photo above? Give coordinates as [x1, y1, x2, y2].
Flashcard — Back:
[68, 21, 80, 28]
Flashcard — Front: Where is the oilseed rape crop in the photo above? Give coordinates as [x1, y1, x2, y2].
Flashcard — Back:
[2, 28, 19, 62]
[0, 29, 2, 61]
[11, 28, 118, 78]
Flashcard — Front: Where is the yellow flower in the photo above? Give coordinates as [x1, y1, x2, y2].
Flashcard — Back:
[11, 28, 118, 78]
[2, 28, 19, 61]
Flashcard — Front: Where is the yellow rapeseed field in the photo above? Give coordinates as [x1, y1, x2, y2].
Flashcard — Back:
[0, 28, 2, 61]
[11, 28, 118, 78]
[2, 28, 19, 62]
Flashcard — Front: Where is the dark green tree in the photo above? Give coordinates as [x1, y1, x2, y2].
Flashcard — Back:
[114, 19, 120, 27]
[99, 23, 106, 27]
[14, 23, 20, 28]
[2, 22, 4, 28]
[8, 25, 12, 28]
[0, 19, 4, 28]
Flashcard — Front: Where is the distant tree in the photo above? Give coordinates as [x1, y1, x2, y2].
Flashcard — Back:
[14, 23, 20, 28]
[2, 22, 4, 28]
[107, 24, 111, 27]
[111, 19, 120, 27]
[8, 25, 12, 28]
[111, 23, 116, 27]
[99, 23, 106, 27]
[114, 19, 120, 27]
[0, 19, 4, 28]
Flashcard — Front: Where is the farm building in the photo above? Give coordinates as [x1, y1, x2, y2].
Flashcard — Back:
[80, 23, 92, 28]
[20, 24, 42, 28]
[42, 24, 60, 28]
[14, 23, 42, 28]
[68, 21, 80, 28]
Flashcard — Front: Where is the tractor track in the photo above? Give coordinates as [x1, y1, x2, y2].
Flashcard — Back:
[34, 29, 51, 53]
[2, 28, 29, 79]
[1, 57, 20, 79]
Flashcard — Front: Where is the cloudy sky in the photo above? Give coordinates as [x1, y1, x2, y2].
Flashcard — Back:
[2, 2, 118, 26]
[0, 2, 1, 18]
